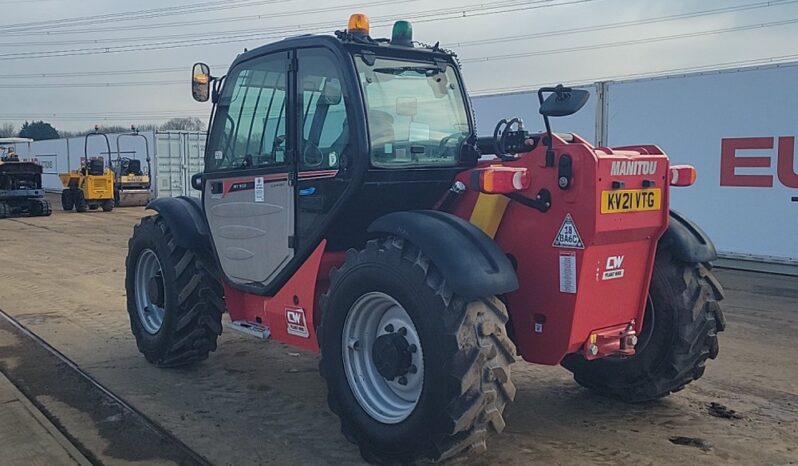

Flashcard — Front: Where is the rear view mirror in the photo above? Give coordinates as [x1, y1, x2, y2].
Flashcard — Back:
[192, 63, 211, 102]
[538, 86, 589, 117]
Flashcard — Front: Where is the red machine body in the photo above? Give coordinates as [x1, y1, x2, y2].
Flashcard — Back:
[448, 134, 670, 364]
[223, 132, 671, 366]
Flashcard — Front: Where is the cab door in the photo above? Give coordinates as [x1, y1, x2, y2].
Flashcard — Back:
[203, 51, 296, 286]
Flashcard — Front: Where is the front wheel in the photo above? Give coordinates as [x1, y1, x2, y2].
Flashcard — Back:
[319, 238, 517, 463]
[101, 199, 114, 212]
[125, 215, 224, 367]
[561, 247, 726, 402]
[61, 189, 74, 211]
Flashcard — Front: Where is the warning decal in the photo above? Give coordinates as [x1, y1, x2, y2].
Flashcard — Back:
[559, 252, 577, 294]
[552, 213, 584, 249]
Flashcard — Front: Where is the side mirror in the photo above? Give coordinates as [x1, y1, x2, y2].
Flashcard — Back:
[192, 63, 211, 103]
[538, 86, 589, 117]
[191, 172, 203, 191]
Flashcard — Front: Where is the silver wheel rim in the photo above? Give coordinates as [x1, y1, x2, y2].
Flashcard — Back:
[342, 292, 424, 424]
[134, 248, 166, 334]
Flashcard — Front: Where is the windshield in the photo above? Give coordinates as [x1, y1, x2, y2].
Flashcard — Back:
[355, 56, 470, 168]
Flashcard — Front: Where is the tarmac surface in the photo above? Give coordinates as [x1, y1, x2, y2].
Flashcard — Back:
[0, 196, 796, 465]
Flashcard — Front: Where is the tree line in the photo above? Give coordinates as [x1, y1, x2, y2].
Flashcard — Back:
[0, 118, 206, 141]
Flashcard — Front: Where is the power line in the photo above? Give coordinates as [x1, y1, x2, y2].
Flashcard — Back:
[0, 0, 290, 33]
[2, 53, 798, 122]
[460, 18, 798, 64]
[0, 0, 570, 37]
[468, 53, 798, 95]
[2, 0, 790, 49]
[0, 1, 599, 60]
[0, 0, 791, 79]
[2, 15, 796, 83]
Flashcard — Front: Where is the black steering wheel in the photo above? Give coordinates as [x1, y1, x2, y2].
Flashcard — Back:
[438, 132, 463, 157]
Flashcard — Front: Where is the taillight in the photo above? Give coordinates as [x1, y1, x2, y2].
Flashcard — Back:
[669, 165, 697, 187]
[471, 166, 530, 194]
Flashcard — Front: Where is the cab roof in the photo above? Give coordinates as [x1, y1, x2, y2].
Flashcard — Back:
[229, 32, 458, 72]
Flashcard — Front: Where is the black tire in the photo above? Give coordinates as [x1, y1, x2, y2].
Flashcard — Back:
[125, 215, 224, 367]
[0, 202, 8, 219]
[101, 199, 114, 212]
[75, 191, 88, 213]
[89, 204, 99, 211]
[561, 246, 726, 402]
[61, 189, 74, 211]
[319, 237, 517, 463]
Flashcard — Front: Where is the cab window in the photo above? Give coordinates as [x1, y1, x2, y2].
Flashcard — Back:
[355, 56, 471, 168]
[206, 53, 288, 171]
[298, 48, 351, 171]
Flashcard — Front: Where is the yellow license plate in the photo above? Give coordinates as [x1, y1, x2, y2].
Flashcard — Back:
[601, 188, 661, 214]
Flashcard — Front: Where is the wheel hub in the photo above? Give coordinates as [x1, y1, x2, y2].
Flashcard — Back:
[341, 292, 425, 424]
[372, 331, 412, 380]
[147, 274, 165, 307]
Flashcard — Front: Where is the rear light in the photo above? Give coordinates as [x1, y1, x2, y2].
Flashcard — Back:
[669, 165, 697, 187]
[471, 166, 530, 194]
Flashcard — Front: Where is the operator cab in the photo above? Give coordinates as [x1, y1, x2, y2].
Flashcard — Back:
[193, 14, 478, 294]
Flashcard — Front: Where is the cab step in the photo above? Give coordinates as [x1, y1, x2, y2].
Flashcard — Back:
[225, 320, 271, 340]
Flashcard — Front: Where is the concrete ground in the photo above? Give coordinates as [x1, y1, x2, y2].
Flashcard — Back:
[0, 372, 89, 466]
[0, 196, 796, 465]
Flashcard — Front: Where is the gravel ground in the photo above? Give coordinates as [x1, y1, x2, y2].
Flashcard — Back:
[0, 197, 796, 465]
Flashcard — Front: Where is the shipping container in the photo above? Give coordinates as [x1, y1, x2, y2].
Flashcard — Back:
[471, 62, 798, 263]
[18, 130, 206, 199]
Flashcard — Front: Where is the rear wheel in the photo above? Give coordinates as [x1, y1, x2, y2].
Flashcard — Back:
[126, 215, 224, 367]
[101, 199, 114, 212]
[61, 190, 74, 211]
[320, 238, 516, 463]
[561, 247, 725, 402]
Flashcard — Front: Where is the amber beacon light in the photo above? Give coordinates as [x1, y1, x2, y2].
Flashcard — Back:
[348, 13, 370, 35]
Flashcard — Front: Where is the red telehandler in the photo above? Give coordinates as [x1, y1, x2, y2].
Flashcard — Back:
[125, 14, 724, 463]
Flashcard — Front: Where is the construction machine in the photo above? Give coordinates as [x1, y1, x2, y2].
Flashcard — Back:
[59, 128, 115, 212]
[125, 15, 725, 463]
[0, 138, 51, 218]
[112, 127, 152, 207]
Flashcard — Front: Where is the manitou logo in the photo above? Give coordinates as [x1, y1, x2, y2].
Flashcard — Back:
[610, 160, 658, 176]
[720, 137, 798, 188]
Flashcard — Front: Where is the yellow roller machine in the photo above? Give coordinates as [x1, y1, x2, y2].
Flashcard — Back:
[112, 127, 152, 207]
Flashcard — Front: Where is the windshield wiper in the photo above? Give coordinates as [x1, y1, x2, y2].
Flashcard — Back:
[373, 66, 440, 76]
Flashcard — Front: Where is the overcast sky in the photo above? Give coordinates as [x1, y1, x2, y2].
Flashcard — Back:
[1, 0, 797, 131]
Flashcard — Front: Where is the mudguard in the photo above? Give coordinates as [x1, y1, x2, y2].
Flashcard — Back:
[146, 196, 211, 251]
[660, 210, 717, 263]
[368, 210, 519, 299]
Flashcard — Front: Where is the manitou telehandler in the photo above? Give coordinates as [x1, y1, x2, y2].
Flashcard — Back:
[125, 14, 725, 463]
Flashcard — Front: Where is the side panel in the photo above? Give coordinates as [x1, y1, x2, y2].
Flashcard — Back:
[205, 175, 294, 285]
